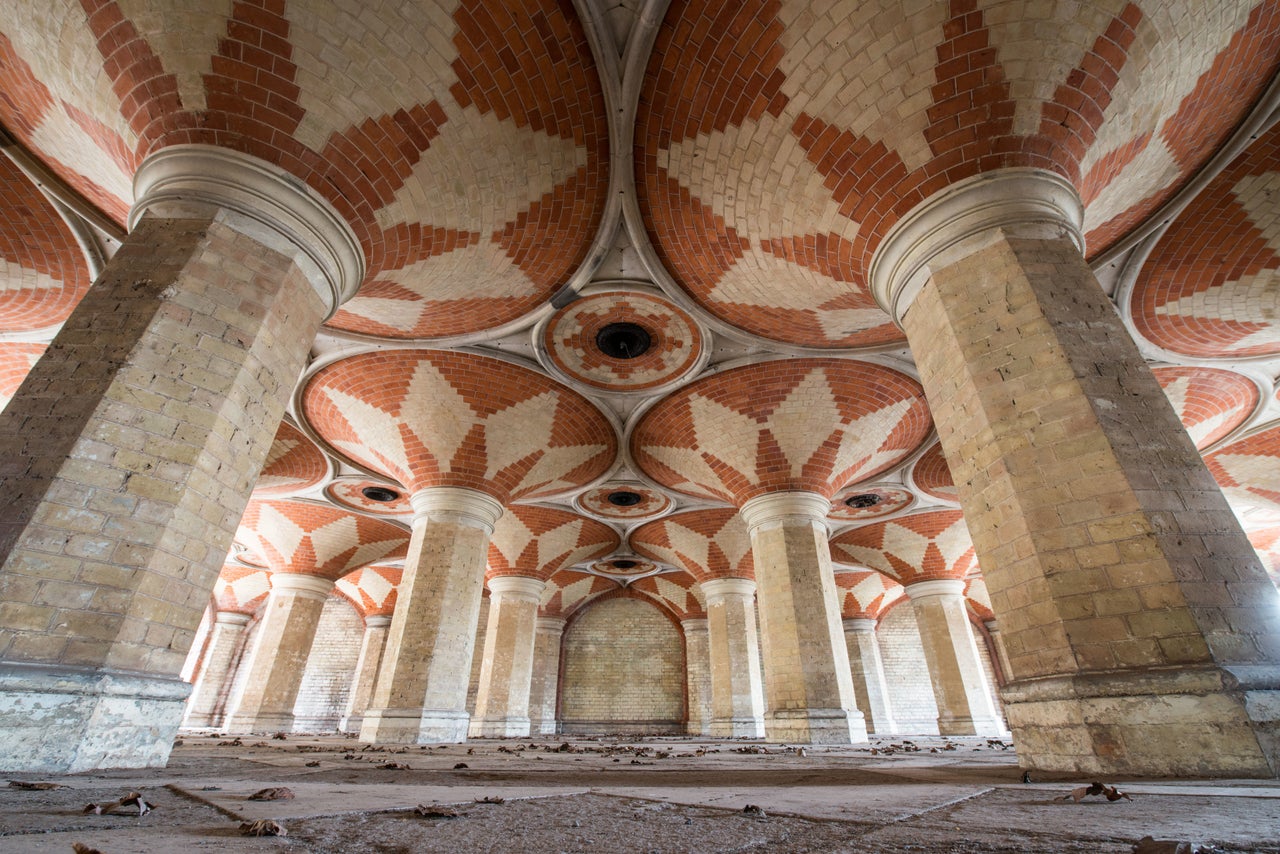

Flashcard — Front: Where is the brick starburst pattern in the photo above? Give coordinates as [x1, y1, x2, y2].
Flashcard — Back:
[635, 0, 1280, 348]
[0, 156, 91, 331]
[911, 442, 958, 504]
[0, 0, 609, 339]
[1132, 124, 1280, 358]
[834, 570, 904, 621]
[830, 510, 977, 586]
[213, 563, 272, 615]
[1204, 423, 1280, 512]
[301, 349, 616, 503]
[325, 479, 413, 517]
[633, 359, 931, 504]
[542, 292, 704, 392]
[630, 509, 754, 582]
[334, 564, 402, 618]
[0, 343, 47, 410]
[251, 421, 329, 496]
[540, 568, 619, 618]
[1152, 366, 1258, 449]
[576, 483, 672, 521]
[488, 505, 619, 582]
[628, 571, 706, 620]
[829, 485, 915, 522]
[235, 499, 410, 581]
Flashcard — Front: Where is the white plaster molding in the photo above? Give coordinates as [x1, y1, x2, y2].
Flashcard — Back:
[535, 616, 568, 635]
[903, 578, 967, 601]
[843, 617, 878, 634]
[869, 168, 1084, 324]
[487, 576, 547, 602]
[680, 617, 709, 633]
[700, 577, 757, 605]
[409, 486, 504, 533]
[364, 615, 393, 629]
[739, 491, 831, 532]
[213, 611, 252, 627]
[131, 145, 364, 318]
[268, 573, 335, 599]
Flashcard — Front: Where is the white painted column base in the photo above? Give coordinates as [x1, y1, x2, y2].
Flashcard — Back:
[764, 708, 862, 745]
[471, 716, 533, 738]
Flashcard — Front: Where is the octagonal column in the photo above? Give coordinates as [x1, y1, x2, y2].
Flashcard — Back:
[472, 576, 546, 738]
[361, 488, 503, 744]
[842, 618, 897, 735]
[681, 617, 712, 736]
[340, 615, 392, 734]
[904, 580, 1003, 736]
[872, 169, 1280, 775]
[984, 620, 1013, 685]
[0, 147, 361, 773]
[702, 578, 765, 738]
[223, 574, 334, 734]
[740, 493, 866, 745]
[529, 616, 566, 735]
[183, 611, 251, 728]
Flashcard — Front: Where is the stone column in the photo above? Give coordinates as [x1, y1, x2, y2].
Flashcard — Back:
[681, 617, 712, 736]
[360, 487, 503, 744]
[842, 617, 897, 735]
[471, 576, 545, 738]
[904, 580, 1003, 736]
[183, 611, 252, 728]
[871, 169, 1280, 775]
[0, 146, 361, 773]
[984, 619, 1013, 685]
[223, 574, 333, 734]
[702, 578, 765, 738]
[529, 616, 565, 735]
[340, 615, 392, 734]
[740, 493, 866, 744]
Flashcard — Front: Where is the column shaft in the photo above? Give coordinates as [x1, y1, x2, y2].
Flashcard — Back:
[843, 618, 897, 735]
[223, 575, 332, 733]
[360, 488, 502, 744]
[681, 618, 712, 736]
[528, 616, 564, 735]
[905, 581, 1003, 736]
[741, 493, 867, 744]
[471, 576, 544, 738]
[340, 615, 391, 733]
[183, 611, 251, 728]
[703, 579, 765, 738]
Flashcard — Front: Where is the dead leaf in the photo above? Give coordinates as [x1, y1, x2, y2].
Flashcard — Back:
[8, 781, 63, 790]
[272, 732, 288, 740]
[247, 787, 295, 801]
[1104, 785, 1133, 802]
[1132, 837, 1193, 854]
[453, 762, 469, 770]
[240, 819, 288, 837]
[379, 762, 411, 770]
[71, 844, 104, 854]
[742, 804, 766, 817]
[1056, 781, 1131, 803]
[304, 760, 321, 767]
[83, 792, 154, 816]
[415, 804, 461, 818]
[474, 796, 505, 804]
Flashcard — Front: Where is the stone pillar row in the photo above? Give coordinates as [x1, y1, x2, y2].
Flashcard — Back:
[842, 617, 896, 735]
[341, 615, 392, 734]
[471, 576, 546, 738]
[183, 611, 251, 728]
[702, 578, 765, 738]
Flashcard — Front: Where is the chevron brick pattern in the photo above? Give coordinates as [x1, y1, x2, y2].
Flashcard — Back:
[0, 343, 47, 410]
[630, 508, 754, 582]
[628, 571, 706, 620]
[488, 505, 619, 581]
[334, 564, 402, 618]
[252, 421, 329, 496]
[633, 358, 931, 503]
[1205, 423, 1280, 512]
[541, 568, 618, 618]
[301, 349, 616, 502]
[1153, 366, 1258, 449]
[213, 563, 271, 615]
[235, 499, 410, 581]
[912, 442, 958, 504]
[834, 569, 903, 621]
[830, 510, 977, 585]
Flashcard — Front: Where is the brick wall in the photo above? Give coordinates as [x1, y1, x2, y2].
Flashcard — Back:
[560, 596, 685, 734]
[292, 594, 363, 731]
[466, 594, 490, 715]
[876, 602, 940, 735]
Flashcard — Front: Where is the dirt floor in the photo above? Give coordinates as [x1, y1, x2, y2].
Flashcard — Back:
[2, 735, 1277, 853]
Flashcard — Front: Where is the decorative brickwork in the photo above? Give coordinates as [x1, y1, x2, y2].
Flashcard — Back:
[324, 479, 413, 517]
[235, 500, 410, 581]
[576, 483, 672, 521]
[302, 349, 616, 502]
[633, 359, 931, 503]
[488, 505, 619, 581]
[829, 485, 915, 522]
[1153, 366, 1258, 449]
[540, 568, 618, 619]
[911, 442, 958, 504]
[253, 421, 329, 496]
[0, 343, 47, 410]
[627, 571, 707, 620]
[212, 563, 271, 616]
[333, 564, 402, 619]
[631, 509, 754, 581]
[831, 511, 977, 586]
[1205, 422, 1280, 512]
[834, 570, 904, 621]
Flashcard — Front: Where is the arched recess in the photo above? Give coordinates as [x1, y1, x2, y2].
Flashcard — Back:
[558, 590, 687, 735]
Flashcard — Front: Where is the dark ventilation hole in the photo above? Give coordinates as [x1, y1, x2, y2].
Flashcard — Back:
[611, 560, 639, 570]
[595, 322, 652, 359]
[845, 493, 882, 509]
[362, 486, 400, 503]
[606, 490, 643, 507]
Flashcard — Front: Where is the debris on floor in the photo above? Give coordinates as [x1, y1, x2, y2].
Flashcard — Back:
[742, 804, 766, 818]
[240, 819, 288, 837]
[1132, 837, 1194, 854]
[415, 804, 462, 818]
[1057, 782, 1133, 803]
[8, 780, 63, 790]
[83, 791, 154, 816]
[474, 796, 505, 804]
[71, 843, 105, 854]
[247, 786, 295, 801]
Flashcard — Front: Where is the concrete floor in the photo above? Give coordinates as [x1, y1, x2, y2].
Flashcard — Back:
[2, 735, 1277, 852]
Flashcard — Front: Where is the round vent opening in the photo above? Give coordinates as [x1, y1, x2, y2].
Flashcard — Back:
[361, 486, 400, 503]
[595, 322, 652, 359]
[845, 493, 882, 509]
[606, 490, 643, 507]
[611, 559, 638, 570]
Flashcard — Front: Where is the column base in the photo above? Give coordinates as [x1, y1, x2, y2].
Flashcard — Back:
[764, 708, 868, 745]
[0, 663, 191, 773]
[1003, 665, 1280, 777]
[470, 716, 532, 738]
[534, 719, 560, 736]
[711, 716, 765, 738]
[937, 713, 1007, 738]
[360, 707, 471, 744]
[339, 714, 363, 734]
[224, 711, 296, 735]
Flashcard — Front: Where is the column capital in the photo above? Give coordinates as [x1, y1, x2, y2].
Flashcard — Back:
[535, 616, 567, 634]
[700, 576, 757, 604]
[409, 486, 504, 532]
[486, 575, 547, 602]
[131, 145, 364, 318]
[843, 617, 878, 634]
[868, 168, 1083, 324]
[364, 615, 393, 629]
[680, 617, 709, 633]
[268, 572, 335, 600]
[739, 491, 830, 532]
[213, 611, 253, 627]
[903, 578, 967, 601]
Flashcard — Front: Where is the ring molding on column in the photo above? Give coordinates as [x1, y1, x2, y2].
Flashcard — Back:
[739, 491, 832, 532]
[408, 487, 504, 532]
